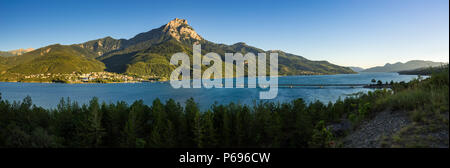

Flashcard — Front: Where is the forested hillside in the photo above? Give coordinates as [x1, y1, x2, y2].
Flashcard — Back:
[0, 44, 105, 74]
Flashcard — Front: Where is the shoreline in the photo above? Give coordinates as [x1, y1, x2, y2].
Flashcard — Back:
[0, 72, 360, 84]
[0, 80, 162, 84]
[2, 71, 426, 85]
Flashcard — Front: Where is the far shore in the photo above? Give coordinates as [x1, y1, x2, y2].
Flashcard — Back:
[0, 73, 323, 84]
[0, 72, 416, 85]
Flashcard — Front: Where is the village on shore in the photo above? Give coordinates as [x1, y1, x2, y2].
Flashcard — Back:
[1, 71, 167, 83]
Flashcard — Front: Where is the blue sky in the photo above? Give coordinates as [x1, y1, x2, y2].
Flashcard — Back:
[0, 0, 448, 68]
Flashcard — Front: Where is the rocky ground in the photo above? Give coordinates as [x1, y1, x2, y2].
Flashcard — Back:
[340, 110, 449, 148]
[341, 110, 411, 148]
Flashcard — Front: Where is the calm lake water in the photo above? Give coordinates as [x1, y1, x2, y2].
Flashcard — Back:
[0, 73, 421, 110]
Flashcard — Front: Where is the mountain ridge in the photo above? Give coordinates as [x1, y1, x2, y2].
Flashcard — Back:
[0, 48, 34, 57]
[348, 66, 365, 72]
[2, 44, 105, 75]
[0, 18, 355, 78]
[362, 60, 446, 72]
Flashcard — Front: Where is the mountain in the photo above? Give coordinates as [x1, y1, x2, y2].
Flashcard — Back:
[348, 66, 365, 72]
[0, 48, 34, 57]
[362, 60, 446, 72]
[1, 18, 354, 77]
[90, 18, 354, 77]
[74, 37, 124, 58]
[0, 44, 105, 74]
[0, 51, 15, 57]
[0, 57, 7, 70]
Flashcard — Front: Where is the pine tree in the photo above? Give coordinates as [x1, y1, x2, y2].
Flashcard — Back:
[165, 99, 184, 147]
[212, 104, 232, 147]
[88, 97, 105, 147]
[267, 105, 282, 147]
[193, 110, 203, 148]
[100, 102, 113, 147]
[122, 101, 147, 148]
[185, 98, 200, 147]
[292, 99, 312, 147]
[162, 120, 176, 148]
[123, 107, 138, 148]
[76, 97, 105, 147]
[201, 110, 216, 147]
[149, 99, 164, 147]
[308, 120, 334, 148]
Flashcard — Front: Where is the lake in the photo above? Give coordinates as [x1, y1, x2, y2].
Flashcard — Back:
[0, 72, 421, 110]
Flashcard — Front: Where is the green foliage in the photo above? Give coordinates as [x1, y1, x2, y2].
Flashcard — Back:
[377, 80, 383, 85]
[0, 95, 351, 148]
[358, 102, 371, 120]
[125, 56, 175, 77]
[308, 120, 334, 148]
[398, 64, 449, 75]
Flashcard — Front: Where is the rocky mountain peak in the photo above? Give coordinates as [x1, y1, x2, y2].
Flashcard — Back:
[163, 18, 202, 41]
[166, 18, 188, 27]
[9, 48, 35, 55]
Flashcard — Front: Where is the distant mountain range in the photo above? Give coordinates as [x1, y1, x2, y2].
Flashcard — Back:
[362, 60, 446, 73]
[0, 18, 354, 77]
[348, 66, 365, 72]
[0, 48, 34, 57]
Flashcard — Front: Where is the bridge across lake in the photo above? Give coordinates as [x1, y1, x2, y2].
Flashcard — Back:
[277, 83, 367, 87]
[230, 83, 388, 88]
